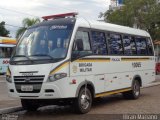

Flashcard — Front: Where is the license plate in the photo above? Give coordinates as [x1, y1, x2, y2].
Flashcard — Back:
[21, 85, 33, 91]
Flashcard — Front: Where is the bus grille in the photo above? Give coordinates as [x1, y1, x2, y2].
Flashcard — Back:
[14, 75, 45, 93]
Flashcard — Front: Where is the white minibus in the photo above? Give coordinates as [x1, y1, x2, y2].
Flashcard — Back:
[0, 37, 16, 74]
[6, 13, 155, 114]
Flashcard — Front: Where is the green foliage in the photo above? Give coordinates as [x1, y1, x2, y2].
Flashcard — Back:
[104, 0, 160, 40]
[0, 21, 10, 37]
[16, 18, 40, 39]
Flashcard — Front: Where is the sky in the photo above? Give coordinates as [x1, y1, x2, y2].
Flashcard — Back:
[0, 0, 110, 38]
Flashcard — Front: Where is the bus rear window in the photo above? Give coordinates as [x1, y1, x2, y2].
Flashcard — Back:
[146, 38, 154, 55]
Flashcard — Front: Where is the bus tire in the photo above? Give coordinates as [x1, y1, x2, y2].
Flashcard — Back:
[123, 80, 140, 100]
[74, 87, 92, 114]
[21, 99, 39, 111]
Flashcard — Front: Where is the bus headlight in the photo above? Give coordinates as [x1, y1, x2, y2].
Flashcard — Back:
[48, 73, 67, 82]
[6, 75, 12, 83]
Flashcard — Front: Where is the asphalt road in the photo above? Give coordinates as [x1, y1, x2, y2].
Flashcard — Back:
[0, 85, 157, 120]
[0, 78, 20, 109]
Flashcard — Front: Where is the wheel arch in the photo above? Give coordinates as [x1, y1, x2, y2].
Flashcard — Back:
[132, 75, 142, 87]
[75, 81, 95, 98]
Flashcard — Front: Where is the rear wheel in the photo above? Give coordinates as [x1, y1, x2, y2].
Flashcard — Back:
[21, 99, 39, 111]
[74, 87, 92, 114]
[123, 80, 140, 99]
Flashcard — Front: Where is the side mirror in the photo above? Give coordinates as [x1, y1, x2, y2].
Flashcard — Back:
[71, 51, 80, 61]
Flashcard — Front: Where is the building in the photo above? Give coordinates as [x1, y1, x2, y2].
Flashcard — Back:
[109, 0, 124, 11]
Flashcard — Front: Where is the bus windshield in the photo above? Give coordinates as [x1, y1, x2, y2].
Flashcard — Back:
[13, 24, 73, 62]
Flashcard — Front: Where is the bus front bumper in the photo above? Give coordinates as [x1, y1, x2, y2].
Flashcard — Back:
[7, 82, 64, 99]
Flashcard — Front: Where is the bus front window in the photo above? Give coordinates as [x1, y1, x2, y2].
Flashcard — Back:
[13, 24, 73, 62]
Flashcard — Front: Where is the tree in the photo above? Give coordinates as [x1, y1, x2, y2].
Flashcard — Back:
[16, 18, 40, 39]
[103, 0, 160, 40]
[0, 21, 10, 37]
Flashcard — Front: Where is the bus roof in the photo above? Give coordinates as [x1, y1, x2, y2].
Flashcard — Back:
[0, 37, 17, 44]
[29, 16, 151, 38]
[76, 18, 150, 38]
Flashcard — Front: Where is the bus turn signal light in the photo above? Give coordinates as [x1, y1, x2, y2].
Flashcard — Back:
[71, 79, 76, 84]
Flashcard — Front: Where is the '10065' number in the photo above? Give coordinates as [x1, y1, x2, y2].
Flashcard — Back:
[132, 62, 141, 68]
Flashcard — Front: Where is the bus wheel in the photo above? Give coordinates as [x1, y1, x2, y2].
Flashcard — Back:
[123, 80, 140, 100]
[21, 99, 39, 111]
[74, 87, 92, 114]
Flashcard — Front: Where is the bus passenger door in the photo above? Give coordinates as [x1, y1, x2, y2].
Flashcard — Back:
[70, 29, 94, 80]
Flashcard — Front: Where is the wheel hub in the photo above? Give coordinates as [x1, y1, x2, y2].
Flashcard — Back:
[80, 94, 90, 109]
[134, 81, 140, 96]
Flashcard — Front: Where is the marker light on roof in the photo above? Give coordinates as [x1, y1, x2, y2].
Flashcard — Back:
[42, 12, 78, 20]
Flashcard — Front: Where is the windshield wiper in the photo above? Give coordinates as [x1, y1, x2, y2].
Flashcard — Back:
[12, 55, 33, 62]
[30, 54, 55, 60]
[30, 54, 64, 62]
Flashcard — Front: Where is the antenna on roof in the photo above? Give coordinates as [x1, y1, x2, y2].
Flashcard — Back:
[42, 12, 78, 20]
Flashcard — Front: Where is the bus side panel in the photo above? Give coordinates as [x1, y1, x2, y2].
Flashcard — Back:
[70, 55, 155, 96]
[104, 56, 155, 92]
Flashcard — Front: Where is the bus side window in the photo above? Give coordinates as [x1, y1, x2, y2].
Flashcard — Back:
[123, 35, 132, 55]
[123, 35, 137, 56]
[146, 38, 154, 55]
[72, 31, 92, 58]
[91, 31, 107, 55]
[135, 37, 148, 55]
[108, 33, 123, 55]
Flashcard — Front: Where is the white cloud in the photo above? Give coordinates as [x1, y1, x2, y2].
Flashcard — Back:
[0, 0, 110, 37]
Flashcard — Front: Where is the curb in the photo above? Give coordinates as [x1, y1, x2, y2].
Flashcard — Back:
[0, 81, 5, 83]
[0, 75, 5, 78]
[0, 76, 6, 83]
[142, 82, 160, 88]
[0, 106, 23, 114]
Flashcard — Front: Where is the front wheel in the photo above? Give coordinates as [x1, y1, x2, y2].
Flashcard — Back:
[74, 87, 92, 114]
[123, 80, 140, 99]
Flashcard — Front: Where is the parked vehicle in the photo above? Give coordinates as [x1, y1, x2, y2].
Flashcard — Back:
[0, 37, 16, 74]
[6, 13, 155, 114]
